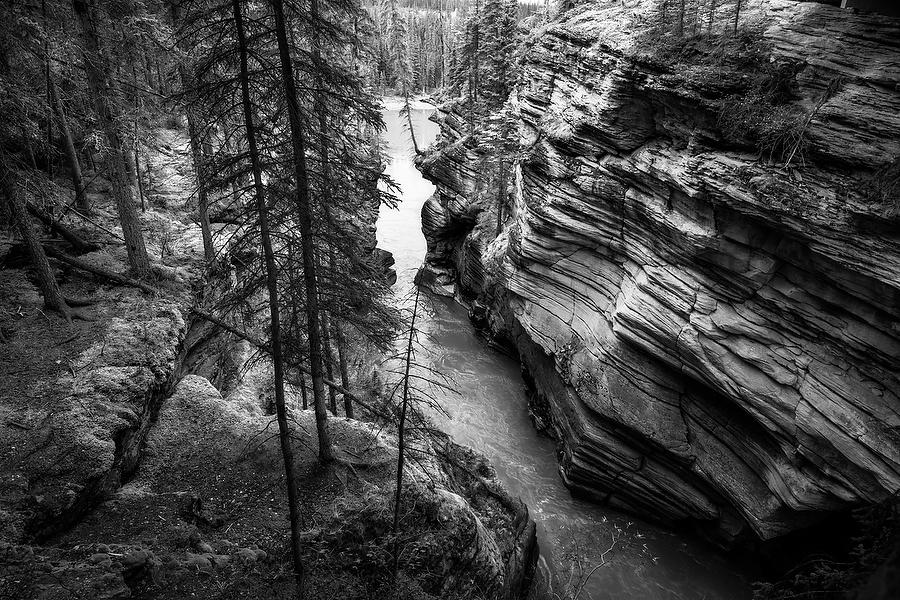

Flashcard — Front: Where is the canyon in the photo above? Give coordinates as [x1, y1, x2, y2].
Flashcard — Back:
[418, 0, 900, 546]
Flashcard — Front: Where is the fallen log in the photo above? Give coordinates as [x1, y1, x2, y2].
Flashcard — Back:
[43, 245, 158, 294]
[27, 202, 99, 254]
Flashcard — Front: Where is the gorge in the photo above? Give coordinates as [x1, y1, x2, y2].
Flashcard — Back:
[380, 100, 751, 599]
[418, 0, 900, 556]
[0, 0, 897, 599]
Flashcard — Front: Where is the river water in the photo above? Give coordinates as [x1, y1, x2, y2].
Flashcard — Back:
[375, 102, 753, 600]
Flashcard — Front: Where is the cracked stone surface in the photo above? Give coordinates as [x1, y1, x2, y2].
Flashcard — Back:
[418, 0, 900, 544]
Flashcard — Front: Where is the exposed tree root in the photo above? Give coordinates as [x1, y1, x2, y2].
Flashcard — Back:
[56, 305, 96, 323]
[64, 295, 96, 307]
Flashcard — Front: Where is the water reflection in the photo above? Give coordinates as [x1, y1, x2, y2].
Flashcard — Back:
[375, 101, 752, 600]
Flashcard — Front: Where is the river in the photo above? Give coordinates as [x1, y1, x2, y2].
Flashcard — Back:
[375, 101, 753, 600]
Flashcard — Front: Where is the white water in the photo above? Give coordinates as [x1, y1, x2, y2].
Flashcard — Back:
[375, 104, 752, 600]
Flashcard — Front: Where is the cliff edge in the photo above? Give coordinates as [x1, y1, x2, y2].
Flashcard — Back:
[419, 0, 900, 545]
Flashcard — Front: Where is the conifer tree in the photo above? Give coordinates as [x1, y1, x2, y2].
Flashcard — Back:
[1, 159, 74, 321]
[270, 0, 333, 463]
[480, 0, 517, 108]
[72, 0, 151, 277]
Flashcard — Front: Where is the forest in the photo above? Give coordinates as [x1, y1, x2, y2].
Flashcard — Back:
[1, 0, 899, 599]
[0, 0, 535, 597]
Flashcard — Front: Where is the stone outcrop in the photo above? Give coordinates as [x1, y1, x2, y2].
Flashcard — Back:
[0, 374, 535, 600]
[419, 0, 900, 544]
[0, 263, 191, 545]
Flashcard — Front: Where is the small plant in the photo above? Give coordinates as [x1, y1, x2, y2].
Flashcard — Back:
[637, 17, 814, 164]
[158, 224, 175, 260]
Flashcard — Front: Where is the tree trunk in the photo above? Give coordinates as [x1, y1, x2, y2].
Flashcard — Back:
[134, 138, 145, 212]
[1, 162, 71, 320]
[733, 0, 741, 33]
[299, 372, 308, 410]
[84, 149, 96, 173]
[495, 159, 507, 237]
[47, 74, 88, 212]
[320, 308, 338, 416]
[27, 201, 99, 254]
[170, 1, 215, 264]
[188, 121, 214, 264]
[677, 0, 685, 37]
[43, 244, 157, 294]
[327, 249, 353, 420]
[72, 0, 150, 277]
[691, 0, 699, 36]
[23, 126, 38, 170]
[334, 319, 353, 419]
[271, 0, 333, 464]
[232, 0, 304, 594]
[403, 85, 420, 155]
[392, 286, 420, 578]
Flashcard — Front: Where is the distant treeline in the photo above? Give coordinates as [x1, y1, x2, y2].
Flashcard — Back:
[390, 0, 544, 17]
[366, 0, 545, 94]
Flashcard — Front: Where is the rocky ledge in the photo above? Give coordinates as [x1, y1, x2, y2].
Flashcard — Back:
[419, 0, 900, 545]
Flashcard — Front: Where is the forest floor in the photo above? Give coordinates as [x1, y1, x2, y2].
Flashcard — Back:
[0, 127, 534, 600]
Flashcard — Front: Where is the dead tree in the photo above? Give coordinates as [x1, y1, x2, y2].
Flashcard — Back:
[392, 286, 420, 579]
[333, 316, 353, 419]
[47, 73, 88, 212]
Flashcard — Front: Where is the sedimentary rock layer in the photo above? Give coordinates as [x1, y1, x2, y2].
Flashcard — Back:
[419, 0, 900, 543]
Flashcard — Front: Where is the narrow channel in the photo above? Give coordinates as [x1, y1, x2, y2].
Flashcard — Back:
[376, 101, 753, 600]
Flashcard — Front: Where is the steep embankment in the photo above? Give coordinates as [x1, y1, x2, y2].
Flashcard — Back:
[419, 0, 900, 545]
[1, 129, 535, 599]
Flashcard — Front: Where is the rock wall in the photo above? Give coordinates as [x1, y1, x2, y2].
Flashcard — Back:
[419, 0, 900, 544]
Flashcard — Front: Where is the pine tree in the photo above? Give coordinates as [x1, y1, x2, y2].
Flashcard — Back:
[232, 0, 306, 591]
[479, 0, 517, 109]
[71, 0, 151, 277]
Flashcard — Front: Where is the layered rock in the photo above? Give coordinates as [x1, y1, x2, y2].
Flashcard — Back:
[419, 0, 900, 544]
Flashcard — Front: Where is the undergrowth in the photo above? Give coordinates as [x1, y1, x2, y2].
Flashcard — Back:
[640, 26, 811, 163]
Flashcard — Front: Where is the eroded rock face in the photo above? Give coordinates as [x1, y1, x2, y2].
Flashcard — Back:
[420, 0, 900, 544]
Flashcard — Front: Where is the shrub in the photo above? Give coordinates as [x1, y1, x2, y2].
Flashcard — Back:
[718, 93, 807, 164]
[637, 23, 809, 163]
